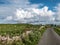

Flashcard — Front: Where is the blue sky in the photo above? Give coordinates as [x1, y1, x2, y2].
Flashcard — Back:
[30, 0, 60, 10]
[0, 0, 60, 24]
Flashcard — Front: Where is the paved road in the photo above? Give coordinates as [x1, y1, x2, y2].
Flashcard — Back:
[38, 28, 60, 45]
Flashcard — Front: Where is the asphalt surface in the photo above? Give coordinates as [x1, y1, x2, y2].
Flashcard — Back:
[38, 28, 60, 45]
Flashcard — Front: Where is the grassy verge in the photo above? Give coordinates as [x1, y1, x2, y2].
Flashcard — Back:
[54, 27, 60, 36]
[0, 24, 46, 45]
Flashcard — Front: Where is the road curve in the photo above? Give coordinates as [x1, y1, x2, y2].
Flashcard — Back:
[38, 28, 60, 45]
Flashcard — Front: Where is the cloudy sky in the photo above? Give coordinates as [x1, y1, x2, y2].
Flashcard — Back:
[0, 0, 60, 24]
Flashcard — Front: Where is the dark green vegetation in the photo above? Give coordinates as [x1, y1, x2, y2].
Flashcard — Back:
[0, 24, 46, 45]
[53, 25, 60, 36]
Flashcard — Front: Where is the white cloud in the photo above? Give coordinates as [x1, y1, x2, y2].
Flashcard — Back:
[13, 6, 55, 23]
[0, 0, 42, 23]
[32, 6, 55, 16]
[9, 0, 43, 8]
[55, 3, 60, 21]
[4, 16, 13, 21]
[0, 0, 56, 24]
[0, 0, 41, 17]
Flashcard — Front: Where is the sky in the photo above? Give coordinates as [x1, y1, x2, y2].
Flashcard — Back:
[0, 0, 60, 24]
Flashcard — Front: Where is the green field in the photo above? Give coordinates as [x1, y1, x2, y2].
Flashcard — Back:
[0, 24, 59, 45]
[0, 24, 46, 45]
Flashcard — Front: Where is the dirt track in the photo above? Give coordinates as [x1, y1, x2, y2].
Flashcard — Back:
[38, 28, 60, 45]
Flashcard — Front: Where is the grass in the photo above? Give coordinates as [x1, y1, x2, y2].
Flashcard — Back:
[0, 24, 46, 45]
[54, 27, 60, 36]
[0, 24, 40, 36]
